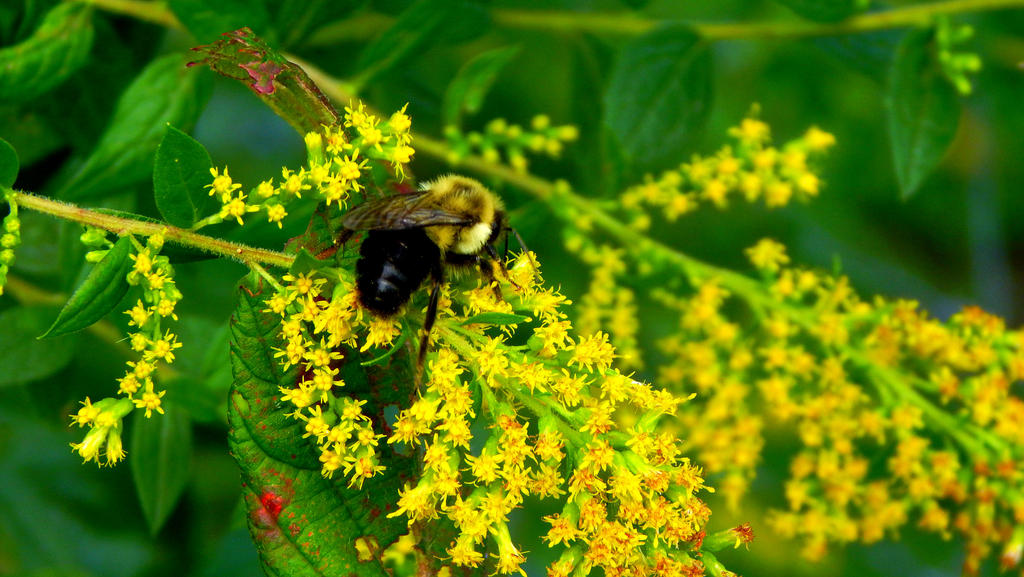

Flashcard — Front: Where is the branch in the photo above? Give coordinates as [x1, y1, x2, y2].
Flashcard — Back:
[491, 0, 1024, 40]
[12, 191, 295, 269]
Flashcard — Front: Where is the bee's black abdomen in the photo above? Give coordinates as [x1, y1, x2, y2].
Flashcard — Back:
[356, 229, 440, 317]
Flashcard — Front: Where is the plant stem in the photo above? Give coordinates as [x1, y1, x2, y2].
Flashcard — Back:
[86, 0, 1024, 44]
[492, 0, 1024, 40]
[12, 191, 294, 269]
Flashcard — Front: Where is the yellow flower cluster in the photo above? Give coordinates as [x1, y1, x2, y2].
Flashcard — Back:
[618, 109, 835, 227]
[71, 233, 183, 465]
[264, 271, 388, 487]
[658, 237, 1024, 571]
[571, 240, 642, 370]
[265, 252, 721, 575]
[201, 101, 415, 229]
[445, 114, 579, 173]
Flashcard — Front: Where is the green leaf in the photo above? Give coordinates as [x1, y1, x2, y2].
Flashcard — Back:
[37, 16, 145, 156]
[0, 136, 17, 188]
[811, 30, 900, 84]
[168, 0, 271, 44]
[442, 45, 520, 128]
[191, 28, 338, 135]
[0, 307, 76, 386]
[775, 0, 861, 22]
[887, 28, 960, 199]
[153, 125, 214, 228]
[130, 404, 193, 535]
[61, 53, 212, 200]
[0, 407, 160, 575]
[604, 24, 711, 174]
[267, 0, 368, 48]
[0, 2, 94, 103]
[229, 275, 415, 575]
[461, 312, 531, 326]
[289, 248, 333, 275]
[40, 236, 133, 338]
[354, 0, 488, 89]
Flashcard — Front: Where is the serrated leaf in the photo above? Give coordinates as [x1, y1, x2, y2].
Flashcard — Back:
[130, 404, 193, 534]
[775, 0, 861, 22]
[191, 28, 338, 136]
[887, 28, 960, 199]
[604, 24, 711, 174]
[461, 312, 531, 326]
[61, 54, 212, 200]
[40, 236, 133, 338]
[0, 136, 17, 187]
[442, 45, 520, 128]
[153, 125, 214, 228]
[169, 0, 271, 45]
[0, 308, 76, 386]
[0, 2, 94, 103]
[354, 0, 488, 89]
[228, 275, 416, 576]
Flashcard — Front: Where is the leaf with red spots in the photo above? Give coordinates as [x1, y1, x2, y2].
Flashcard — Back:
[190, 28, 339, 136]
[228, 272, 419, 576]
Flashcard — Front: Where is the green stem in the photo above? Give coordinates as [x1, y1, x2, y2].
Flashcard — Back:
[86, 0, 1024, 44]
[492, 0, 1024, 40]
[12, 191, 294, 269]
[250, 262, 286, 292]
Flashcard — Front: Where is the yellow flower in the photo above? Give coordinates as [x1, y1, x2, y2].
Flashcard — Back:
[389, 104, 412, 134]
[133, 389, 166, 418]
[280, 168, 310, 198]
[219, 193, 256, 225]
[206, 166, 241, 199]
[569, 332, 616, 373]
[746, 238, 789, 272]
[266, 204, 287, 227]
[804, 126, 836, 151]
[731, 117, 771, 144]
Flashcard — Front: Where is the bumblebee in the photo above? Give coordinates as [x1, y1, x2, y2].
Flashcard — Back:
[339, 175, 509, 365]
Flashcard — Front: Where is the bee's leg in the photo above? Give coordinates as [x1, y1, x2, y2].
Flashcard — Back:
[336, 228, 355, 245]
[316, 228, 355, 260]
[418, 267, 444, 372]
[483, 245, 517, 298]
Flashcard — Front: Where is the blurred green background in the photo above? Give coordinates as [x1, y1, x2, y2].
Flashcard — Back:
[1, 0, 1022, 575]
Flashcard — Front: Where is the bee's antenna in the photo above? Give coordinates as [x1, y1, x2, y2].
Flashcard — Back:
[509, 226, 538, 272]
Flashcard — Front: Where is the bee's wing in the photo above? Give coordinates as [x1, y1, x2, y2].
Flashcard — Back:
[342, 192, 474, 230]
